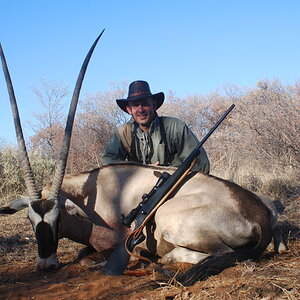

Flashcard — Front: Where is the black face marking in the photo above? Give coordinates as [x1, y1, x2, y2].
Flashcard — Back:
[35, 220, 59, 258]
[0, 207, 18, 214]
[31, 199, 56, 218]
[29, 199, 60, 259]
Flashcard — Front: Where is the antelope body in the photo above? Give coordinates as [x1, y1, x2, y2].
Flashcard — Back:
[0, 32, 286, 286]
[57, 164, 283, 264]
[1, 162, 285, 284]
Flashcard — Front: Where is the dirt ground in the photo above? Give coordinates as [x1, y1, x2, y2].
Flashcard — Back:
[0, 197, 299, 300]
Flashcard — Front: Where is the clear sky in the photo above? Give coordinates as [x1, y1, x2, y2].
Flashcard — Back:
[1, 0, 299, 144]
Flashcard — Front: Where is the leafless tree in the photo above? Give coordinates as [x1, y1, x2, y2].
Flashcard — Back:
[158, 80, 299, 195]
[29, 79, 69, 158]
[236, 79, 299, 170]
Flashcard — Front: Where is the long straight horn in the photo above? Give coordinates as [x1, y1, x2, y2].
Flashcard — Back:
[47, 29, 105, 200]
[0, 43, 39, 200]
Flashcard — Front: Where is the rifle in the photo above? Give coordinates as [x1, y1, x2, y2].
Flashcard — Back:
[101, 104, 235, 275]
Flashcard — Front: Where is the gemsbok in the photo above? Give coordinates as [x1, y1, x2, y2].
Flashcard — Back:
[0, 31, 286, 286]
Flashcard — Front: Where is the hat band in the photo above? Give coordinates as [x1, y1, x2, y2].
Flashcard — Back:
[129, 91, 151, 98]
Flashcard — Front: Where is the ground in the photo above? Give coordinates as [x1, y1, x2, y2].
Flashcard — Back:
[0, 197, 299, 300]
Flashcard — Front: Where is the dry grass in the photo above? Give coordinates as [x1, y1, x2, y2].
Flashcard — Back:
[0, 163, 299, 300]
[0, 195, 299, 299]
[0, 145, 299, 298]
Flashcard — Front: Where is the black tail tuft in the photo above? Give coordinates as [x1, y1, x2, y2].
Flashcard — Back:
[176, 250, 258, 286]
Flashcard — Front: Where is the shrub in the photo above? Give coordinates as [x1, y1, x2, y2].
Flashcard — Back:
[0, 146, 55, 202]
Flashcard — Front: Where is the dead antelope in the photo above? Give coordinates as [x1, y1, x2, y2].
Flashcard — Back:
[0, 33, 286, 286]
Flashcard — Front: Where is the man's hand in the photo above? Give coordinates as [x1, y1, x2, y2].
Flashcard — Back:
[149, 161, 160, 167]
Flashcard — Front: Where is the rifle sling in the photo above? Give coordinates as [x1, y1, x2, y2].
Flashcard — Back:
[126, 158, 197, 255]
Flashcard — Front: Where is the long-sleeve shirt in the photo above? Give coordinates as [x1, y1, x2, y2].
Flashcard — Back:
[102, 115, 210, 174]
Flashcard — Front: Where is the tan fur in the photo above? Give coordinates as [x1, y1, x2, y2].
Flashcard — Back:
[42, 163, 281, 262]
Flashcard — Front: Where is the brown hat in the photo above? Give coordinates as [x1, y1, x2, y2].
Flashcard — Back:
[116, 80, 164, 113]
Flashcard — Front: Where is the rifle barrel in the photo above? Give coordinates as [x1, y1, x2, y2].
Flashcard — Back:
[134, 103, 236, 225]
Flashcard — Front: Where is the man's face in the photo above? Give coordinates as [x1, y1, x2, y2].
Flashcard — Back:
[126, 98, 157, 131]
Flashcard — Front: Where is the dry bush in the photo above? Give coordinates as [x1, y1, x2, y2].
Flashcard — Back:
[158, 91, 211, 137]
[0, 146, 55, 202]
[29, 81, 129, 174]
[29, 123, 65, 160]
[159, 80, 299, 201]
[66, 113, 114, 172]
[2, 79, 299, 201]
[215, 80, 299, 199]
[0, 146, 25, 200]
[236, 79, 299, 170]
[65, 81, 128, 172]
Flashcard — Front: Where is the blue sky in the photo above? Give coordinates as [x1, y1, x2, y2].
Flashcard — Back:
[1, 1, 299, 144]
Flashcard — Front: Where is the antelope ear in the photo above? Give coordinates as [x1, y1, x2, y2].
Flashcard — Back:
[63, 199, 90, 221]
[0, 197, 30, 214]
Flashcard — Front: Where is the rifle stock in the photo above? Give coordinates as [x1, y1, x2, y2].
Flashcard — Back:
[102, 232, 145, 275]
[102, 104, 235, 275]
[101, 239, 129, 275]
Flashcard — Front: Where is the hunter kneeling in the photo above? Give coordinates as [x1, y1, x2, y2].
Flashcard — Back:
[101, 80, 210, 173]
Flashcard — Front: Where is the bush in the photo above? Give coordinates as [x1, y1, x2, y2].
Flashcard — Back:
[159, 80, 299, 200]
[0, 146, 55, 202]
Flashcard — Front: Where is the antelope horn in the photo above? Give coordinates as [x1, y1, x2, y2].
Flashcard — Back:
[47, 29, 105, 200]
[0, 43, 39, 200]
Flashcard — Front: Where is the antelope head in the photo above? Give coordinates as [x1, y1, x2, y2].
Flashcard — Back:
[0, 30, 105, 270]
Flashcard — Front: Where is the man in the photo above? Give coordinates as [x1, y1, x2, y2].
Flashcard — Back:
[102, 80, 210, 173]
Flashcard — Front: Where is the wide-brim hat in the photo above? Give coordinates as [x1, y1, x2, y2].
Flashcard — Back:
[116, 80, 164, 113]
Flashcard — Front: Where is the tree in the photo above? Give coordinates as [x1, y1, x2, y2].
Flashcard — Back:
[29, 79, 69, 159]
[236, 79, 300, 170]
[66, 81, 128, 172]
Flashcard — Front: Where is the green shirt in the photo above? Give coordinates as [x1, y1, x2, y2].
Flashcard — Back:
[102, 115, 210, 174]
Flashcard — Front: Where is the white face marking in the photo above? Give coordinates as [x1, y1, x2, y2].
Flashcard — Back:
[37, 253, 59, 271]
[44, 204, 60, 237]
[65, 198, 90, 220]
[28, 204, 42, 231]
[28, 200, 59, 232]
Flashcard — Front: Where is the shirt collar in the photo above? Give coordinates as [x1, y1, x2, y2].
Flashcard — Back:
[130, 113, 160, 134]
